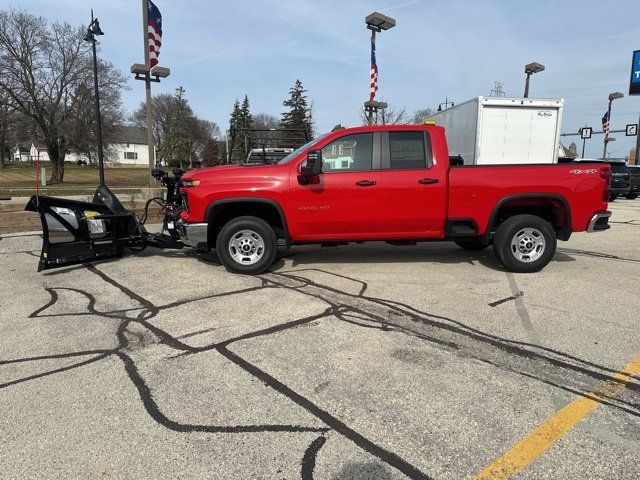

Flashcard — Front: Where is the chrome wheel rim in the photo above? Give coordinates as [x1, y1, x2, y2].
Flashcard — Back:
[228, 230, 265, 265]
[510, 227, 545, 262]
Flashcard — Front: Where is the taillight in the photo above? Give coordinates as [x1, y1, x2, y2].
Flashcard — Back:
[601, 165, 611, 202]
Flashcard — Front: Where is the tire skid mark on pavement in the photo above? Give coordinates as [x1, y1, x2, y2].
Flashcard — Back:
[3, 263, 639, 479]
[301, 434, 327, 480]
[5, 265, 432, 479]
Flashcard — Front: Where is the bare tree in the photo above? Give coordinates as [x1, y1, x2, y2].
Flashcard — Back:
[412, 108, 434, 124]
[132, 90, 220, 168]
[0, 9, 127, 183]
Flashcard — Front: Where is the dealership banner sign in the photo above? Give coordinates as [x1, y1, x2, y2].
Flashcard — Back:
[630, 50, 640, 95]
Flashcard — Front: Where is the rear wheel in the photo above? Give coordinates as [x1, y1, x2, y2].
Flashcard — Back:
[625, 194, 638, 200]
[455, 239, 489, 250]
[216, 216, 277, 274]
[492, 214, 556, 273]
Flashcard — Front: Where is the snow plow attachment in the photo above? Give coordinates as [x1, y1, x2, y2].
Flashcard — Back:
[25, 186, 147, 271]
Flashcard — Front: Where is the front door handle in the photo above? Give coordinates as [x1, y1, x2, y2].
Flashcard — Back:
[356, 180, 377, 187]
[418, 178, 439, 185]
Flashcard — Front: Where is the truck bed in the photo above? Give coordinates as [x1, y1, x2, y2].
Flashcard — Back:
[447, 162, 609, 235]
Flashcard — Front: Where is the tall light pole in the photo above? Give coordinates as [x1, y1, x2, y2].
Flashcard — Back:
[84, 10, 106, 187]
[524, 62, 545, 98]
[603, 91, 624, 159]
[131, 0, 169, 187]
[364, 12, 395, 125]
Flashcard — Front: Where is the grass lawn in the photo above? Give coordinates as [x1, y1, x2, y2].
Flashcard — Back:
[0, 162, 151, 197]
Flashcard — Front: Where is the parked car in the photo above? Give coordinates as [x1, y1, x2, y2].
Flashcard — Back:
[29, 124, 613, 275]
[608, 161, 631, 201]
[626, 165, 640, 199]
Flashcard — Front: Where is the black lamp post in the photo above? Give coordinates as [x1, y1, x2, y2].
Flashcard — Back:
[84, 10, 106, 186]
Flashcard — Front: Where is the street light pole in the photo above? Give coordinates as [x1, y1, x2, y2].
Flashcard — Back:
[367, 28, 376, 126]
[84, 10, 106, 187]
[523, 62, 545, 98]
[603, 92, 624, 159]
[364, 12, 395, 125]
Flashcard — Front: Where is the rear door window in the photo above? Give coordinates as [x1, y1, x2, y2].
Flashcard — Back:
[388, 131, 429, 169]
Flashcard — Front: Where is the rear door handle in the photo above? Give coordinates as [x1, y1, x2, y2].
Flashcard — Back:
[356, 180, 377, 187]
[418, 178, 439, 185]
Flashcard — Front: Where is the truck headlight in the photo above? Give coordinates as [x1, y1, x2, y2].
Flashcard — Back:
[180, 179, 201, 188]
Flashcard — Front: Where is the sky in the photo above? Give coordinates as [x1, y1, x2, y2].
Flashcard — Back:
[5, 0, 640, 159]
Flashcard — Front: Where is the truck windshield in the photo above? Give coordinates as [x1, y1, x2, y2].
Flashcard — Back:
[277, 133, 330, 164]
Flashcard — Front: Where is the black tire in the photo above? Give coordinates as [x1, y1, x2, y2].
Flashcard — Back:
[455, 239, 489, 250]
[625, 194, 638, 200]
[609, 194, 618, 202]
[215, 216, 277, 274]
[492, 214, 557, 273]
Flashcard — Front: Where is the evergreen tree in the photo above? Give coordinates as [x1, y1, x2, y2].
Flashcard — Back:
[240, 95, 253, 131]
[228, 99, 244, 163]
[281, 79, 313, 145]
[163, 87, 193, 168]
[201, 138, 220, 167]
[229, 95, 254, 163]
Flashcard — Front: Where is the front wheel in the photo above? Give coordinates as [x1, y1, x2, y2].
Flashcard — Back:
[215, 216, 277, 274]
[492, 215, 556, 273]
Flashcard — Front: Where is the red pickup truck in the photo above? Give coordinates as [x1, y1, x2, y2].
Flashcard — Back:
[176, 124, 612, 274]
[28, 124, 612, 275]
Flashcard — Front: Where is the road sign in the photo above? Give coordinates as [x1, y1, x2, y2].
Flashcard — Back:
[580, 127, 592, 139]
[630, 50, 640, 95]
[626, 124, 638, 136]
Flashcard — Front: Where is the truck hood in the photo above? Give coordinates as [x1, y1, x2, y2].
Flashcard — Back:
[181, 163, 284, 180]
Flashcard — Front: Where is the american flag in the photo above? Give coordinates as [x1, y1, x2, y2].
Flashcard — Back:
[147, 0, 162, 67]
[602, 109, 610, 139]
[369, 40, 378, 101]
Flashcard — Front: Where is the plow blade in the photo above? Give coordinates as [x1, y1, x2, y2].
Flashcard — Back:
[25, 186, 146, 271]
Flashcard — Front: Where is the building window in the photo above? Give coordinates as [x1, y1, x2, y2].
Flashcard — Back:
[124, 152, 138, 160]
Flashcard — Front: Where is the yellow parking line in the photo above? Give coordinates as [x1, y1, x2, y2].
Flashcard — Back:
[475, 356, 640, 480]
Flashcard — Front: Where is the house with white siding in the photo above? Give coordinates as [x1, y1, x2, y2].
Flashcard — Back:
[14, 126, 154, 166]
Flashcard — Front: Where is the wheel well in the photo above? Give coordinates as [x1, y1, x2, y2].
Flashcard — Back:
[206, 201, 287, 245]
[488, 196, 571, 239]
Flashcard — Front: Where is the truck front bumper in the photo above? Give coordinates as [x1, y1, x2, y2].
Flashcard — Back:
[178, 220, 208, 248]
[587, 211, 611, 232]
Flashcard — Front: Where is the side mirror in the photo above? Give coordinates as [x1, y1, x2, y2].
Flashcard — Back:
[299, 150, 323, 184]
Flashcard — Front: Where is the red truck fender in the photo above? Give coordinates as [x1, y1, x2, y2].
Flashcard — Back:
[204, 197, 290, 245]
[481, 193, 572, 242]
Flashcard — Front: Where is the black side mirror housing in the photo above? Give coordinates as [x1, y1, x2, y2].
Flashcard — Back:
[299, 150, 323, 184]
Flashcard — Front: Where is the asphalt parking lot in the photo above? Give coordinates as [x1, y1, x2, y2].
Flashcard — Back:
[1, 201, 639, 480]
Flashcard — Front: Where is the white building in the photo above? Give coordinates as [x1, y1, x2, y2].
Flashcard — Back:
[14, 126, 154, 166]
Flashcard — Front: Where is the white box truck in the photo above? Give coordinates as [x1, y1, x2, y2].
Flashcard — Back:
[427, 97, 564, 165]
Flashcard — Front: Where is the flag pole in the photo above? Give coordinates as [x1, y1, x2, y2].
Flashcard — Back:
[142, 0, 155, 186]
